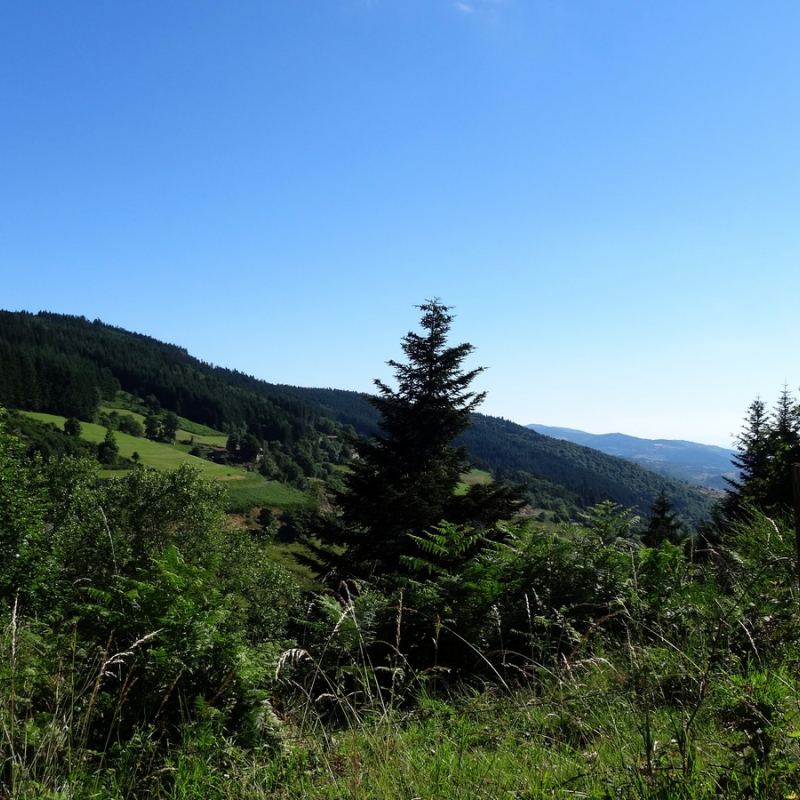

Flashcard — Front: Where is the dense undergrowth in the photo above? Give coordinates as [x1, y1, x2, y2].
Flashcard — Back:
[3, 416, 800, 797]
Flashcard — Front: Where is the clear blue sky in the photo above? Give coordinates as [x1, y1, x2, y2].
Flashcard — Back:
[3, 1, 800, 448]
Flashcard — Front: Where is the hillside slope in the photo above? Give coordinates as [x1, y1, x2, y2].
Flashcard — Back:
[0, 311, 713, 524]
[274, 386, 714, 525]
[0, 310, 349, 494]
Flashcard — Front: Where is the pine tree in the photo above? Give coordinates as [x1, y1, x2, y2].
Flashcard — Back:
[642, 490, 684, 547]
[98, 429, 119, 465]
[723, 398, 771, 517]
[329, 300, 521, 579]
[724, 391, 800, 518]
[765, 386, 800, 510]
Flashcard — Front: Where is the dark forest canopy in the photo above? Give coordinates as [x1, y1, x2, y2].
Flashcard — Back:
[0, 309, 712, 523]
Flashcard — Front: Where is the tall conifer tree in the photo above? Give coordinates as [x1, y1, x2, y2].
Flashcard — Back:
[724, 390, 800, 518]
[643, 490, 684, 547]
[330, 300, 521, 579]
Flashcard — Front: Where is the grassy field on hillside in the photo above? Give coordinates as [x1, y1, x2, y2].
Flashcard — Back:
[225, 472, 309, 512]
[99, 405, 229, 446]
[455, 468, 492, 496]
[178, 430, 229, 446]
[174, 416, 226, 437]
[26, 412, 243, 479]
[23, 411, 313, 514]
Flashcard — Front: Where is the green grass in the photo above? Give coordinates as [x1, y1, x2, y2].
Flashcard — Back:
[262, 685, 735, 799]
[8, 653, 790, 798]
[455, 468, 492, 496]
[24, 411, 313, 514]
[178, 430, 229, 446]
[25, 412, 245, 479]
[175, 415, 227, 437]
[99, 405, 147, 425]
[99, 394, 148, 414]
[99, 404, 229, 445]
[462, 468, 492, 485]
[226, 474, 309, 513]
[264, 541, 321, 591]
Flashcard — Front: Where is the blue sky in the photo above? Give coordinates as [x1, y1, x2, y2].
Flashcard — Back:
[3, 1, 800, 447]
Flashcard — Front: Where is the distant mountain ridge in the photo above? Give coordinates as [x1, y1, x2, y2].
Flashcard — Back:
[527, 424, 737, 490]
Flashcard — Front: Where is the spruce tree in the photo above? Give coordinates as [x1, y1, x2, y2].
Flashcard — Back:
[724, 391, 800, 518]
[723, 398, 771, 518]
[642, 490, 684, 547]
[329, 300, 521, 579]
[765, 386, 800, 510]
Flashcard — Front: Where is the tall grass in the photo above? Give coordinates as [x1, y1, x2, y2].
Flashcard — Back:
[4, 511, 800, 797]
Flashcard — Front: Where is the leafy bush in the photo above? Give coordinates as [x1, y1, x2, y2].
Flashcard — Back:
[0, 427, 304, 795]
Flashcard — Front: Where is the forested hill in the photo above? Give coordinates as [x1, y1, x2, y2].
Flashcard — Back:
[0, 310, 324, 440]
[528, 424, 736, 490]
[0, 310, 712, 524]
[464, 415, 711, 523]
[272, 385, 714, 525]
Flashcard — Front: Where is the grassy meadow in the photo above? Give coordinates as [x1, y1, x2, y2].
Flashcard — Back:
[6, 411, 800, 797]
[26, 411, 241, 478]
[22, 410, 314, 520]
[225, 470, 309, 512]
[455, 468, 492, 496]
[98, 404, 229, 446]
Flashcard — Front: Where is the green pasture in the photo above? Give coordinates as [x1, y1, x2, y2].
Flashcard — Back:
[175, 416, 226, 437]
[24, 411, 309, 512]
[226, 474, 309, 513]
[24, 412, 243, 479]
[99, 405, 147, 425]
[455, 468, 492, 496]
[178, 430, 228, 446]
[99, 405, 228, 446]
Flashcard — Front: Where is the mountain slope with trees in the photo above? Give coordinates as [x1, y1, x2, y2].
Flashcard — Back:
[0, 309, 712, 524]
[528, 423, 736, 490]
[0, 310, 350, 491]
[276, 386, 713, 525]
